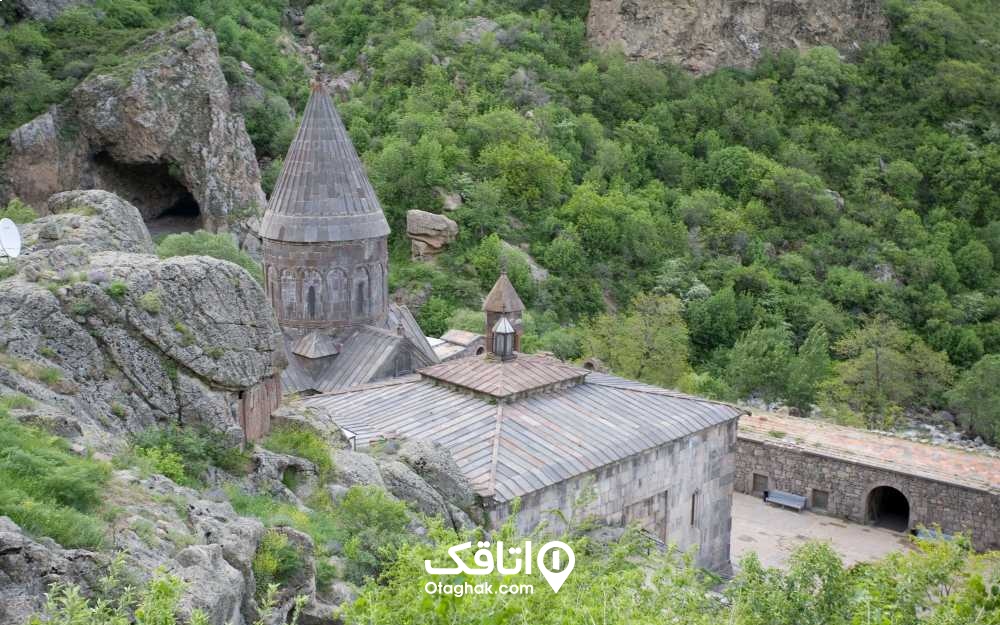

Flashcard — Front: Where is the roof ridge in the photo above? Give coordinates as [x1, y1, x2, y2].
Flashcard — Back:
[586, 377, 747, 412]
[486, 401, 505, 498]
[309, 374, 421, 397]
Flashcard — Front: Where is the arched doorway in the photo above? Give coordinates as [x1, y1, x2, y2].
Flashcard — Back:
[866, 486, 910, 531]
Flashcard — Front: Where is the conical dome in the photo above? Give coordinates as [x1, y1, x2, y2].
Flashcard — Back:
[259, 83, 390, 243]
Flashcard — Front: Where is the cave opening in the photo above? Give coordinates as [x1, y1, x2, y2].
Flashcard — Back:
[90, 152, 202, 237]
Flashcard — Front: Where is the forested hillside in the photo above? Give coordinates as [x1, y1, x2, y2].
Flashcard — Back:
[3, 0, 1000, 441]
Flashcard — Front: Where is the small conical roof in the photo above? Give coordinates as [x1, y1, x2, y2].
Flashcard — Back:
[483, 271, 524, 313]
[259, 83, 390, 243]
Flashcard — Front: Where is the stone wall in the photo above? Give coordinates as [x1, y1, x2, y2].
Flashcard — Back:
[736, 437, 1000, 551]
[489, 420, 737, 573]
[263, 237, 388, 330]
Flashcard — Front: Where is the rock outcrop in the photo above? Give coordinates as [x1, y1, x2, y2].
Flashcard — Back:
[9, 0, 91, 20]
[586, 0, 888, 74]
[0, 190, 283, 450]
[0, 517, 105, 625]
[406, 210, 458, 261]
[3, 18, 266, 230]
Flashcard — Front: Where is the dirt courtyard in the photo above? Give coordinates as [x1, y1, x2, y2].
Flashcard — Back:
[731, 492, 913, 569]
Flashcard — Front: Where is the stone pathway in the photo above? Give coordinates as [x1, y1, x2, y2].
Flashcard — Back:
[731, 492, 912, 569]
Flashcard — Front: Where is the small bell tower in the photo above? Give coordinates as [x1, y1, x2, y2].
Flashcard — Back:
[483, 269, 524, 355]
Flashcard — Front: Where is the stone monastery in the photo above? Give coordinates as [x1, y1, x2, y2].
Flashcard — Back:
[254, 82, 1000, 571]
[254, 83, 744, 572]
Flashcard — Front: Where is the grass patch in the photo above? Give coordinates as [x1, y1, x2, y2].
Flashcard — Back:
[261, 423, 334, 479]
[157, 230, 263, 284]
[228, 484, 410, 585]
[128, 425, 250, 487]
[0, 393, 35, 410]
[768, 430, 787, 439]
[0, 412, 110, 548]
[0, 264, 16, 281]
[0, 352, 70, 392]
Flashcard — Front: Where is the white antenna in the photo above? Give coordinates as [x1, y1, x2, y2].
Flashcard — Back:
[0, 218, 22, 262]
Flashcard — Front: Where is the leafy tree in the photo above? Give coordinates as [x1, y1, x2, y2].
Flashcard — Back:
[725, 324, 793, 402]
[948, 354, 1000, 444]
[825, 316, 954, 427]
[583, 293, 691, 387]
[785, 324, 832, 414]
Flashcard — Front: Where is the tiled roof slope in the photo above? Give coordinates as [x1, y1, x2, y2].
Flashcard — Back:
[303, 370, 745, 502]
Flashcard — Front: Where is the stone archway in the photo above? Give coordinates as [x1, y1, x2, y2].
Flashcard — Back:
[866, 485, 910, 532]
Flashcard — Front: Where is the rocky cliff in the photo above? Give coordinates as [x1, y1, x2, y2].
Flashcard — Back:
[2, 18, 266, 230]
[0, 189, 479, 625]
[586, 0, 888, 73]
[0, 190, 283, 449]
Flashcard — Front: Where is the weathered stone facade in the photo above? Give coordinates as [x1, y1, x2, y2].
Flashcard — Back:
[735, 437, 1000, 551]
[263, 238, 388, 333]
[491, 419, 738, 573]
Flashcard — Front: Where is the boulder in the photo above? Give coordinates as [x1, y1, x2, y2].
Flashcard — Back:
[378, 460, 471, 529]
[586, 0, 888, 74]
[436, 187, 463, 211]
[0, 517, 104, 625]
[173, 545, 246, 625]
[247, 448, 320, 502]
[398, 439, 476, 511]
[452, 17, 502, 45]
[3, 18, 266, 230]
[406, 210, 458, 261]
[331, 449, 385, 488]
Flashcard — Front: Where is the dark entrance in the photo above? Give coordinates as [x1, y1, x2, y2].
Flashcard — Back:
[866, 486, 909, 531]
[91, 152, 202, 236]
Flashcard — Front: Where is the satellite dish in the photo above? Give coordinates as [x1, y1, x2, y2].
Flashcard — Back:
[0, 218, 22, 260]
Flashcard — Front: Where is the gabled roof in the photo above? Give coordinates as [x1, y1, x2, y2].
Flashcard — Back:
[302, 371, 745, 502]
[279, 303, 439, 395]
[419, 353, 588, 398]
[483, 272, 524, 313]
[259, 83, 390, 243]
[292, 331, 340, 359]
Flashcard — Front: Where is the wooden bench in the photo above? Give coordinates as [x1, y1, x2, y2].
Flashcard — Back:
[764, 490, 807, 512]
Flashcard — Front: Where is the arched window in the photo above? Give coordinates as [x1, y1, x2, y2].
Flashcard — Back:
[352, 266, 370, 319]
[280, 269, 298, 320]
[327, 268, 348, 321]
[303, 271, 323, 320]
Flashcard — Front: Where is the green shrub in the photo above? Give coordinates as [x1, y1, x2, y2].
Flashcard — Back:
[253, 529, 304, 599]
[139, 290, 163, 314]
[28, 557, 206, 625]
[157, 231, 263, 283]
[0, 264, 16, 281]
[262, 423, 333, 478]
[0, 198, 39, 224]
[132, 425, 249, 487]
[334, 486, 411, 584]
[105, 281, 128, 300]
[0, 414, 110, 548]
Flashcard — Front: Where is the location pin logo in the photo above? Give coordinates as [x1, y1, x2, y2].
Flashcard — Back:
[536, 541, 575, 593]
